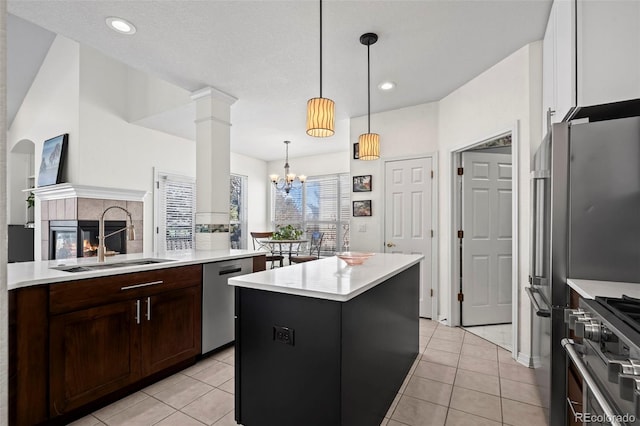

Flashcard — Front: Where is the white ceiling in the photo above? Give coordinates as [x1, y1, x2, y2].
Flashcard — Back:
[7, 0, 552, 161]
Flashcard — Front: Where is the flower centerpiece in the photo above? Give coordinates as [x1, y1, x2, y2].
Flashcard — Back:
[273, 224, 303, 240]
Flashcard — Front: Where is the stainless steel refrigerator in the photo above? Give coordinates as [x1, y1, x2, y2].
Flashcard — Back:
[527, 102, 640, 425]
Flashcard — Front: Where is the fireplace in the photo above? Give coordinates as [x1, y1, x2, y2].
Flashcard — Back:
[49, 220, 127, 260]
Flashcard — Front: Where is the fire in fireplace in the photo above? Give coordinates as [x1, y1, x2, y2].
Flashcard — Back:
[49, 220, 127, 260]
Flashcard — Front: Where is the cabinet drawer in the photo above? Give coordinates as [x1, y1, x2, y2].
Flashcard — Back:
[50, 265, 202, 314]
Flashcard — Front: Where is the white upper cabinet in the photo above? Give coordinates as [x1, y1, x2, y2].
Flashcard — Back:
[542, 0, 576, 132]
[576, 0, 640, 107]
[542, 0, 640, 131]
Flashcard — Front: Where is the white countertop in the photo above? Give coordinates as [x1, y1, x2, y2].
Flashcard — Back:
[8, 249, 263, 290]
[567, 278, 640, 300]
[228, 253, 424, 302]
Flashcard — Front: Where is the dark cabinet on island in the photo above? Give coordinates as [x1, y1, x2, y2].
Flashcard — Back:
[230, 253, 423, 426]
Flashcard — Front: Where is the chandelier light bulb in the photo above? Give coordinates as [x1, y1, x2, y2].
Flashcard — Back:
[270, 141, 306, 193]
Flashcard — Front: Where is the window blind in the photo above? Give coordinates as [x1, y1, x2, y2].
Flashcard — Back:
[272, 173, 350, 254]
[156, 173, 196, 251]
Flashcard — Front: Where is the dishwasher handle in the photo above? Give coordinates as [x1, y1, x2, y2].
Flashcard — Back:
[219, 266, 242, 276]
[562, 338, 622, 426]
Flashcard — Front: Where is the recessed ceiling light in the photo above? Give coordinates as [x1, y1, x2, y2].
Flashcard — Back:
[378, 81, 396, 91]
[106, 17, 137, 35]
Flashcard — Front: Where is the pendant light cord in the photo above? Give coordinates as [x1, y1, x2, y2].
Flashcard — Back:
[367, 42, 371, 133]
[319, 0, 323, 98]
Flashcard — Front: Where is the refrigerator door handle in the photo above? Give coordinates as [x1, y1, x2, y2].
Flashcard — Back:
[525, 286, 551, 317]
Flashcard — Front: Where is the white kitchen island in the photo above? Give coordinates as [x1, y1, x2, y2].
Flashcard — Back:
[229, 253, 423, 426]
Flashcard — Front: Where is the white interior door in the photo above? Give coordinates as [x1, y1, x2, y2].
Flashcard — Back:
[384, 157, 434, 318]
[461, 151, 512, 326]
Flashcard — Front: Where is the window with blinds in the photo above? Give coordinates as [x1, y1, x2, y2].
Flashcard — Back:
[155, 172, 196, 251]
[230, 174, 248, 249]
[272, 173, 350, 254]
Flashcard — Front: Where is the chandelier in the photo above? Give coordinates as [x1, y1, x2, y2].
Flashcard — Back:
[269, 141, 306, 194]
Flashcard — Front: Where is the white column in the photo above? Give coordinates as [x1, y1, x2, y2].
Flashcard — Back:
[191, 87, 237, 251]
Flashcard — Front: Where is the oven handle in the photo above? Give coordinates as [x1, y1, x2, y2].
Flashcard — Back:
[562, 338, 622, 426]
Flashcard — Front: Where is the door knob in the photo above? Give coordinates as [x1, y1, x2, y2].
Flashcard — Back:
[386, 242, 396, 247]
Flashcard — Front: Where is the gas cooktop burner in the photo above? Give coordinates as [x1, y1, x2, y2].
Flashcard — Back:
[595, 295, 640, 337]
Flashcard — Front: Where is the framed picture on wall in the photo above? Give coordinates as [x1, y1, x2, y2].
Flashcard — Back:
[353, 200, 372, 217]
[37, 133, 68, 187]
[353, 175, 372, 192]
[353, 143, 359, 159]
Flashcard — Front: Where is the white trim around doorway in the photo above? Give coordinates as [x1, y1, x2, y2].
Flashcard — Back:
[448, 122, 520, 361]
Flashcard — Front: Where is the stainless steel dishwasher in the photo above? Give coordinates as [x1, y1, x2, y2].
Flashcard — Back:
[202, 257, 253, 354]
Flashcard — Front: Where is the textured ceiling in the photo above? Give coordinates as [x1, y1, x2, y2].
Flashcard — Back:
[8, 0, 552, 161]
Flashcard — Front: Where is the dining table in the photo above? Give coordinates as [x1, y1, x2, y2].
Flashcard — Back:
[264, 239, 308, 265]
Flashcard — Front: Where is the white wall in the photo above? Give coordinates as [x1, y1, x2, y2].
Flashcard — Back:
[8, 35, 80, 258]
[77, 44, 197, 252]
[8, 37, 199, 256]
[1, 4, 8, 422]
[267, 151, 350, 179]
[231, 151, 268, 245]
[7, 150, 30, 224]
[438, 42, 542, 359]
[9, 36, 271, 256]
[345, 43, 542, 361]
[349, 102, 439, 251]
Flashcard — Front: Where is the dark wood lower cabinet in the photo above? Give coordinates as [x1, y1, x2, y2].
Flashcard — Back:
[142, 286, 202, 376]
[10, 264, 203, 425]
[50, 300, 141, 415]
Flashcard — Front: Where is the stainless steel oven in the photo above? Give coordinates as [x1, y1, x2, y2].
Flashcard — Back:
[564, 297, 640, 426]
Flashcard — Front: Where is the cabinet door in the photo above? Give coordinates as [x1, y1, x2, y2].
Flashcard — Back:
[542, 1, 557, 135]
[577, 0, 640, 106]
[542, 0, 577, 128]
[141, 285, 202, 376]
[50, 300, 141, 415]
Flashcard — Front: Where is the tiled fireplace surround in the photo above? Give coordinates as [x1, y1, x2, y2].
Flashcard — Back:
[41, 197, 144, 260]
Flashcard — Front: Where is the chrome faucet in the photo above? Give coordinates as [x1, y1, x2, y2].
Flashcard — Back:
[98, 205, 136, 262]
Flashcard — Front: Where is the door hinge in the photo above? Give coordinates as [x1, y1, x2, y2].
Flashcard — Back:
[457, 230, 464, 239]
[457, 167, 464, 176]
[457, 292, 464, 302]
[430, 170, 434, 179]
[431, 229, 434, 238]
[430, 289, 434, 297]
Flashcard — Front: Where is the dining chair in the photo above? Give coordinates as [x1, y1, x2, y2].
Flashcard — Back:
[250, 232, 284, 268]
[290, 232, 324, 264]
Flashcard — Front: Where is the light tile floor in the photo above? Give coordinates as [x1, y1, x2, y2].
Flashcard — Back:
[463, 323, 513, 352]
[69, 319, 548, 426]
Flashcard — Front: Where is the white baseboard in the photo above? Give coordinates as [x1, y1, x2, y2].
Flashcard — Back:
[517, 352, 534, 368]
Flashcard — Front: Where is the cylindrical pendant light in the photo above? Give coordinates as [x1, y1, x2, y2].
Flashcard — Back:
[306, 0, 335, 137]
[358, 32, 379, 160]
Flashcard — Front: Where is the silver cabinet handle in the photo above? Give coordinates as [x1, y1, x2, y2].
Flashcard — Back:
[145, 296, 151, 321]
[121, 280, 163, 291]
[562, 338, 623, 426]
[135, 299, 141, 325]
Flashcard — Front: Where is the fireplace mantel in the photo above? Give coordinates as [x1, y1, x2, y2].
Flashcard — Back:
[29, 183, 148, 202]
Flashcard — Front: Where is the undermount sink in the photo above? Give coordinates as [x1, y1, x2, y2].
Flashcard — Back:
[52, 258, 175, 273]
